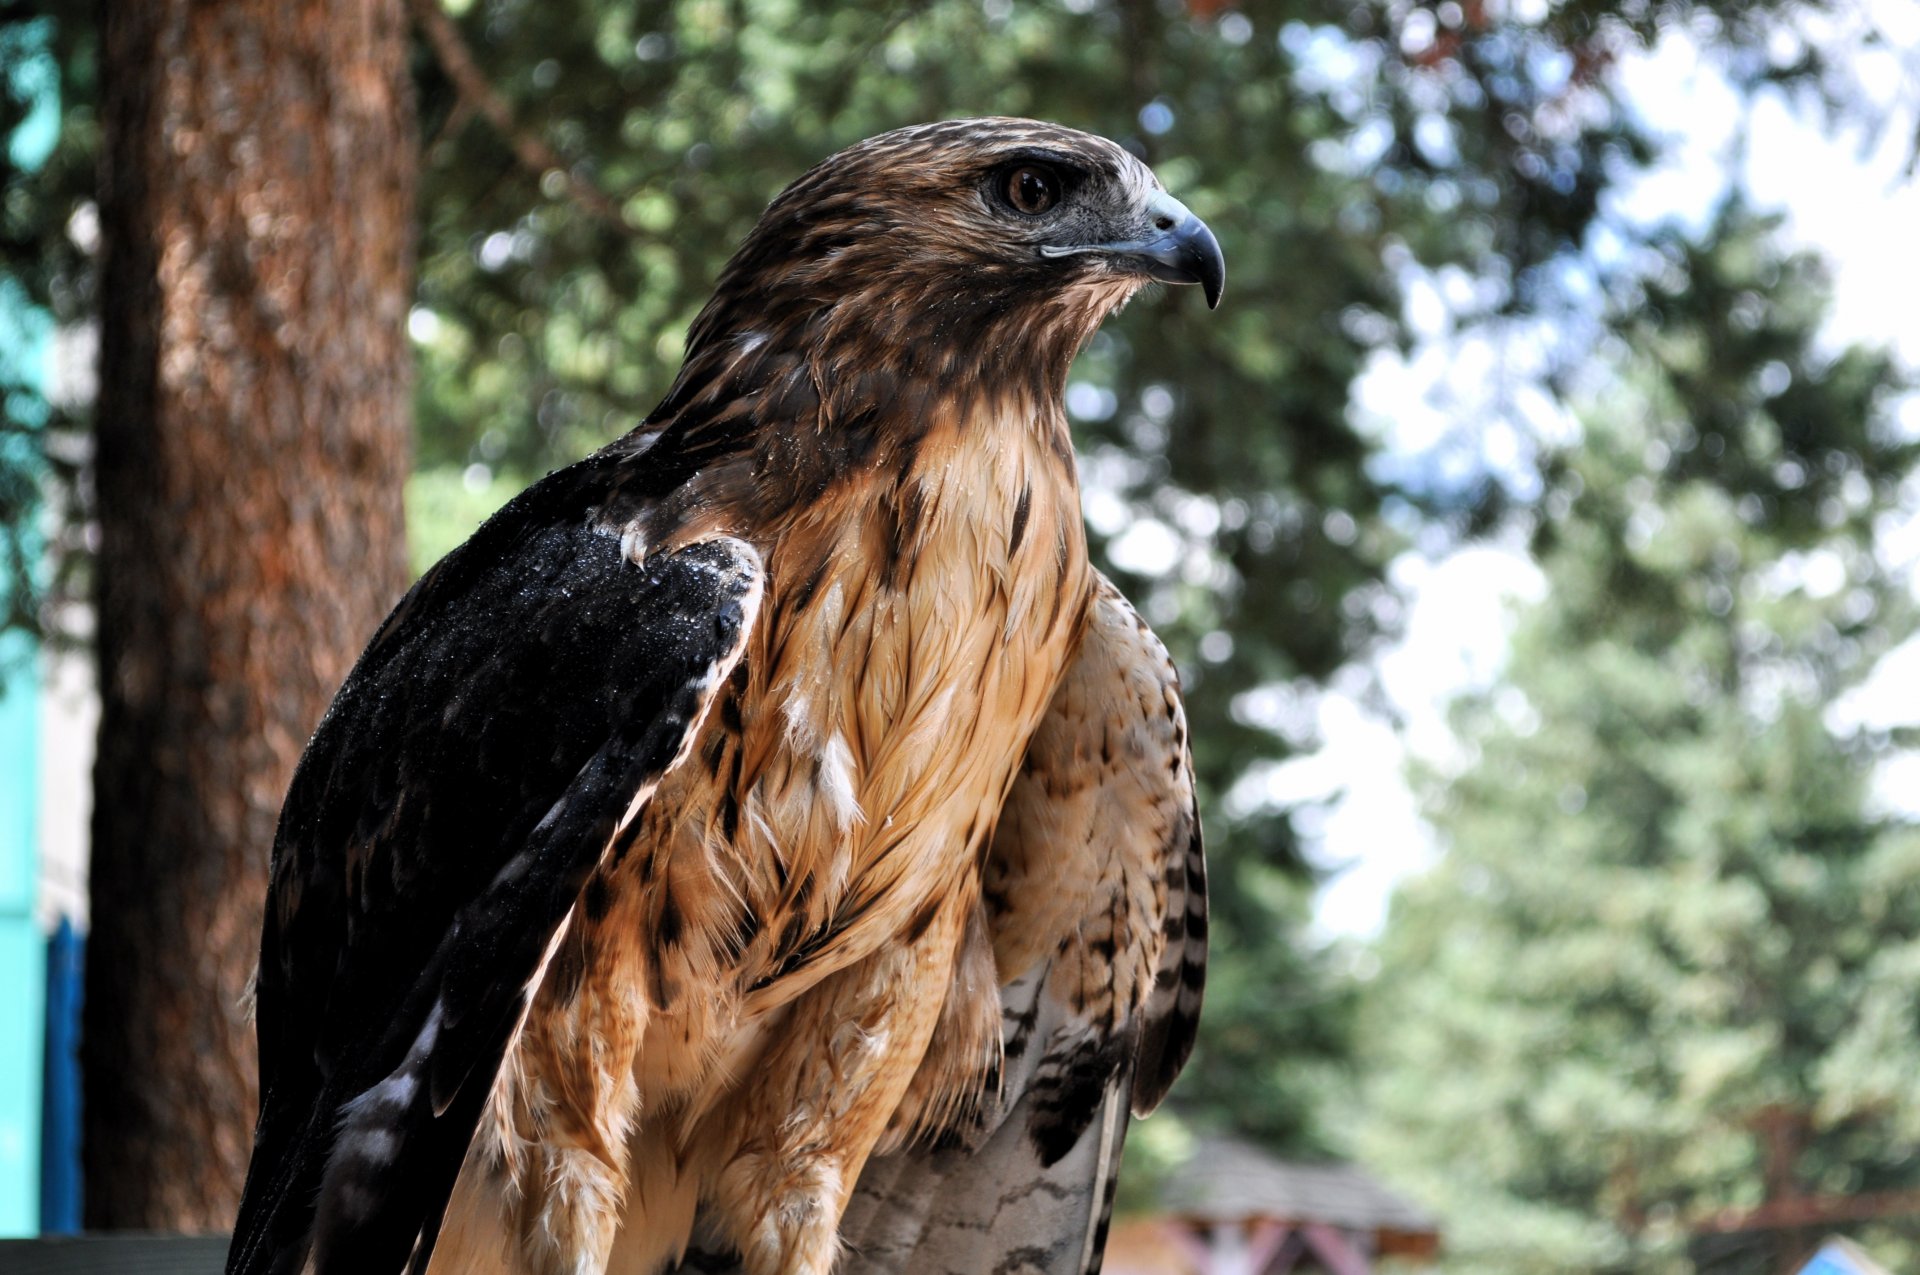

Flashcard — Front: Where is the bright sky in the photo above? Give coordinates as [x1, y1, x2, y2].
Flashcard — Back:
[1293, 7, 1920, 941]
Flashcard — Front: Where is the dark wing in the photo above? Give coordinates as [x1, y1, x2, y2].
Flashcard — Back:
[227, 458, 763, 1275]
[834, 576, 1207, 1275]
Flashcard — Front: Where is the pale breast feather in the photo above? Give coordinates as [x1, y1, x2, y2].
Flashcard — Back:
[823, 573, 1208, 1275]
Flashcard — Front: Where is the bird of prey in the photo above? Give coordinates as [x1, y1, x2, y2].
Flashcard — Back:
[228, 118, 1219, 1275]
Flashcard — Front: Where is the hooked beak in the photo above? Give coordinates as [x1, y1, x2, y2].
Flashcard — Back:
[1041, 189, 1225, 309]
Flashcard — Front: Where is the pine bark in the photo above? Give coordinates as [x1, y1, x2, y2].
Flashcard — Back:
[88, 0, 414, 1228]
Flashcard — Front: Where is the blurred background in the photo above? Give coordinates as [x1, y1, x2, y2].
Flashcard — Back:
[2, 0, 1918, 1271]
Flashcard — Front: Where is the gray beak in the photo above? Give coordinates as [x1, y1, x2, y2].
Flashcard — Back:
[1041, 189, 1225, 309]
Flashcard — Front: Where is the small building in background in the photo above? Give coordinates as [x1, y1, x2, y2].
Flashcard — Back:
[1106, 1137, 1440, 1275]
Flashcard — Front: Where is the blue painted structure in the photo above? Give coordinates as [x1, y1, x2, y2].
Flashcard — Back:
[39, 921, 80, 1232]
[0, 633, 44, 1236]
[0, 15, 62, 1238]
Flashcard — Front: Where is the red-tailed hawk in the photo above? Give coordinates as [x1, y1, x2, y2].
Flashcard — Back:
[228, 118, 1219, 1275]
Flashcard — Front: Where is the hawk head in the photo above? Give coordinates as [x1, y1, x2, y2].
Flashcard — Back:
[689, 119, 1225, 382]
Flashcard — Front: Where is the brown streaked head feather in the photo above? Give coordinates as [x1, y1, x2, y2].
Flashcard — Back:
[601, 119, 1220, 562]
[689, 120, 1161, 383]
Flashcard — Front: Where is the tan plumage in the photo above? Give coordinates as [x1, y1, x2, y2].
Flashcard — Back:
[837, 580, 1205, 1275]
[229, 119, 1219, 1275]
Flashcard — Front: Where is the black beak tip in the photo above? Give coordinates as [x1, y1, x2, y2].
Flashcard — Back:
[1133, 219, 1226, 308]
[1191, 221, 1225, 310]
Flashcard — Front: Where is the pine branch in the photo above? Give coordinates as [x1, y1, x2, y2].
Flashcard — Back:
[407, 0, 631, 231]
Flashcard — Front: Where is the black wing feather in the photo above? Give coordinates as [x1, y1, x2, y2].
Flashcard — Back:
[228, 460, 761, 1275]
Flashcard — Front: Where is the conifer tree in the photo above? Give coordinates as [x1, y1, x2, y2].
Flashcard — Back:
[1356, 209, 1920, 1272]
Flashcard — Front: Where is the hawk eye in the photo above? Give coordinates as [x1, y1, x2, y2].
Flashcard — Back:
[1004, 164, 1062, 216]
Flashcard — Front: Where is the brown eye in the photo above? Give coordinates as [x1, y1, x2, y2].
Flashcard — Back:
[1005, 164, 1061, 215]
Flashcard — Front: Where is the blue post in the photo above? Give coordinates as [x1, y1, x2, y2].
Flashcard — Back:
[38, 920, 80, 1233]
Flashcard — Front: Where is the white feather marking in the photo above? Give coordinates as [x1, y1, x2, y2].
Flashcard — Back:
[340, 1002, 439, 1124]
[239, 963, 259, 1024]
[746, 799, 784, 865]
[620, 523, 648, 564]
[362, 1072, 416, 1113]
[816, 580, 845, 632]
[615, 780, 654, 842]
[783, 692, 820, 751]
[1077, 1082, 1128, 1274]
[818, 732, 864, 830]
[347, 1129, 398, 1163]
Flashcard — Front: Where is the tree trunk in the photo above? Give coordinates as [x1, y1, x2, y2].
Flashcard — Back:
[88, 0, 413, 1229]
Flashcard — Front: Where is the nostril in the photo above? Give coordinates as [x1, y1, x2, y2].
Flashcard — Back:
[1154, 215, 1175, 231]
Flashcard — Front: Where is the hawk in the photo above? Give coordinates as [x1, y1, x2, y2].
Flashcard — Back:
[228, 118, 1220, 1275]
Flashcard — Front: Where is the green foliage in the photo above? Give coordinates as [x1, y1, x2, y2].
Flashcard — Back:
[405, 466, 517, 576]
[1351, 209, 1920, 1271]
[0, 4, 93, 642]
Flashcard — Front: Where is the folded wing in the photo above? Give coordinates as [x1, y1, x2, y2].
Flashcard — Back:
[228, 461, 763, 1275]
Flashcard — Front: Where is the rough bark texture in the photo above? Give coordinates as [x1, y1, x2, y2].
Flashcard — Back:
[88, 0, 414, 1229]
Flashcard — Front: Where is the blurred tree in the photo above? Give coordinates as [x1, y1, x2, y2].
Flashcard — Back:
[1352, 208, 1920, 1273]
[86, 0, 413, 1228]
